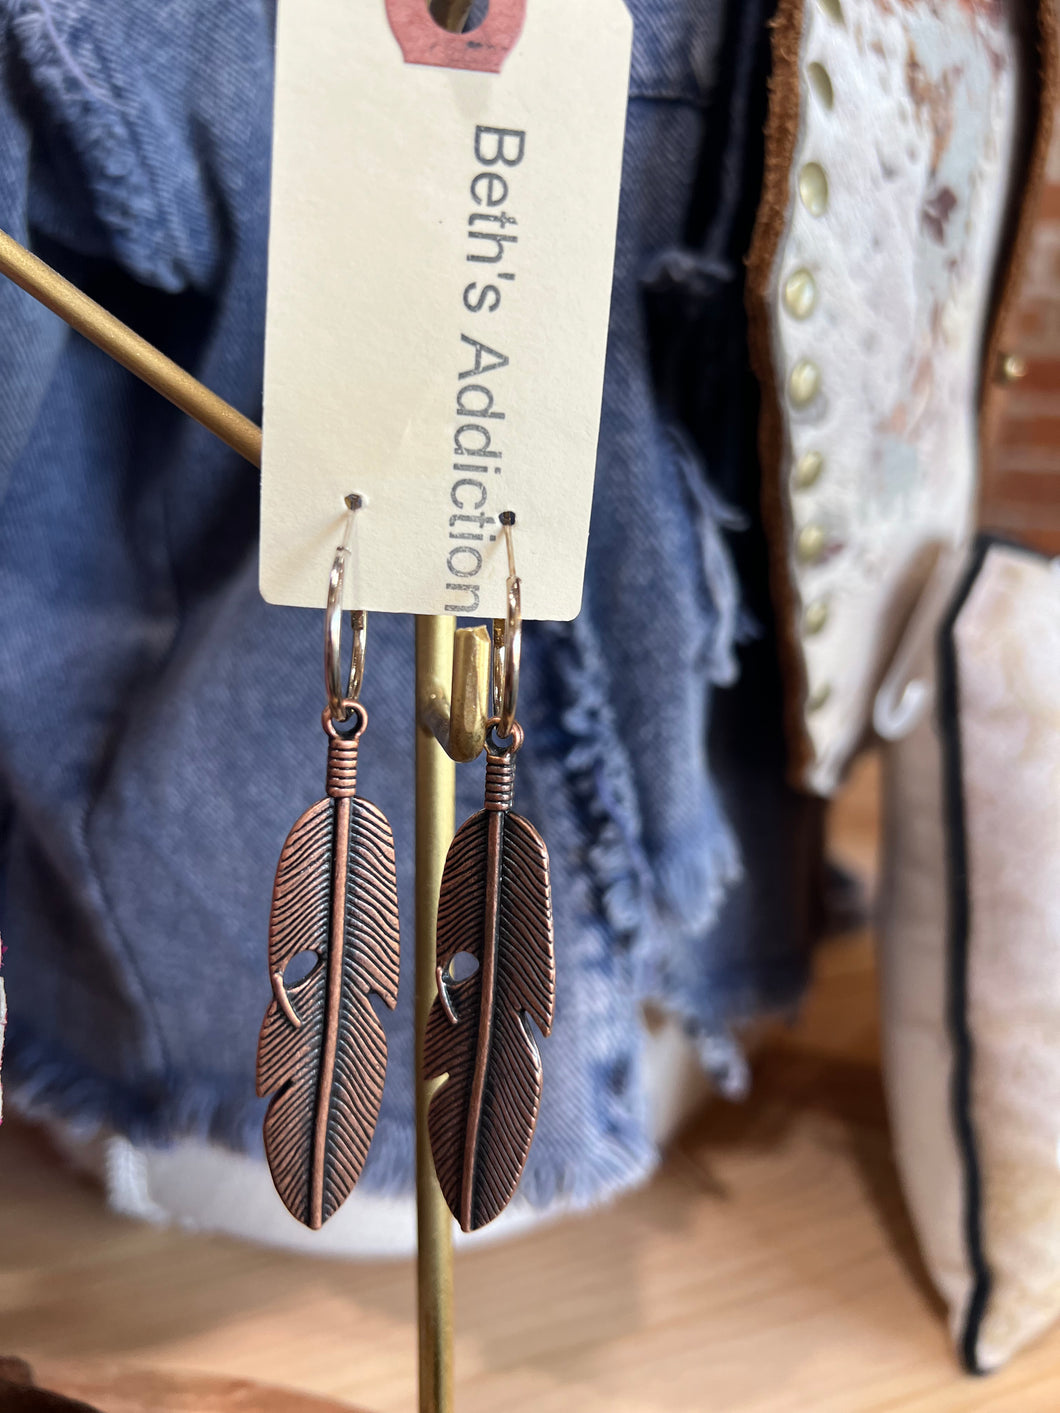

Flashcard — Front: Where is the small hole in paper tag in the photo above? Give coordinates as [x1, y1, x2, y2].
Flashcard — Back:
[387, 0, 524, 72]
[428, 0, 490, 34]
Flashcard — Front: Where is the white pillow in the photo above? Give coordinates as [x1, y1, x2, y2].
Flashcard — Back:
[879, 538, 1060, 1371]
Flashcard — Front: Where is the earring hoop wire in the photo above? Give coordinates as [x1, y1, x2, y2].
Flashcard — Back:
[325, 495, 367, 721]
[492, 512, 521, 739]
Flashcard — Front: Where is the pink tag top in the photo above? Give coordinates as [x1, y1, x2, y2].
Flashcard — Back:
[385, 0, 526, 73]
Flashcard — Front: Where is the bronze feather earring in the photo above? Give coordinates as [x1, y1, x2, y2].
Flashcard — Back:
[424, 512, 556, 1232]
[256, 495, 400, 1230]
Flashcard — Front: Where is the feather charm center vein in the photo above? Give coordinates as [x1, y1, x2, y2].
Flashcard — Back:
[257, 716, 400, 1229]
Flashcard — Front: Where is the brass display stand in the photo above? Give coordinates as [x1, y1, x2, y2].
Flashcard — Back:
[0, 226, 483, 1413]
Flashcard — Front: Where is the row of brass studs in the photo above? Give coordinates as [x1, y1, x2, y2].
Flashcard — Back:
[783, 0, 844, 715]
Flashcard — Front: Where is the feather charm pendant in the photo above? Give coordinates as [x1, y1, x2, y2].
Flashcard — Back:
[424, 729, 555, 1231]
[257, 705, 400, 1229]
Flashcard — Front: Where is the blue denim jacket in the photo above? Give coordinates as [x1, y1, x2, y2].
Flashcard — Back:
[0, 0, 812, 1208]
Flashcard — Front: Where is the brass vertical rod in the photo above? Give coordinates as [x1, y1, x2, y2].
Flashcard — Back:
[414, 616, 457, 1413]
[0, 228, 262, 468]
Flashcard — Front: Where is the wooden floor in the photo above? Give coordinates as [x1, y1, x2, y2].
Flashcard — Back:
[7, 754, 1060, 1411]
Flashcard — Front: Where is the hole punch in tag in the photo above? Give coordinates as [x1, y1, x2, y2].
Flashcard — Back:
[261, 0, 633, 621]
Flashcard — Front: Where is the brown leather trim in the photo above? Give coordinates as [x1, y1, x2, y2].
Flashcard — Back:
[744, 0, 812, 786]
[977, 0, 1057, 468]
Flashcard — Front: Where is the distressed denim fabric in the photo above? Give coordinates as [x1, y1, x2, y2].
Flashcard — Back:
[642, 0, 822, 1098]
[0, 0, 811, 1207]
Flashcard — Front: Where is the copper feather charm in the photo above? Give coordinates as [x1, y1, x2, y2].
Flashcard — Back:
[257, 706, 400, 1229]
[424, 731, 555, 1232]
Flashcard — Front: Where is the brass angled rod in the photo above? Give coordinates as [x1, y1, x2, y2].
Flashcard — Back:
[2, 160, 474, 1413]
[0, 227, 262, 468]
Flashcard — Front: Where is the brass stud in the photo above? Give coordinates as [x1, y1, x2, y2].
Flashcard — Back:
[804, 599, 829, 634]
[793, 450, 824, 490]
[807, 682, 832, 712]
[798, 163, 829, 217]
[783, 269, 817, 319]
[789, 359, 821, 408]
[808, 63, 834, 109]
[996, 352, 1027, 384]
[796, 523, 827, 564]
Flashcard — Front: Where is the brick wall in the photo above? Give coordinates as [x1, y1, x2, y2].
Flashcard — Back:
[980, 109, 1060, 554]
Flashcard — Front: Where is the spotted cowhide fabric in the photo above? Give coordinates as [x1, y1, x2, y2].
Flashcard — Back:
[749, 0, 1034, 795]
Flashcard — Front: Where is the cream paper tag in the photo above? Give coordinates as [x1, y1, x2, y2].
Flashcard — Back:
[261, 0, 632, 620]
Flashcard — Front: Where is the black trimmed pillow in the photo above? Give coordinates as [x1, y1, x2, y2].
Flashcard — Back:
[880, 535, 1060, 1372]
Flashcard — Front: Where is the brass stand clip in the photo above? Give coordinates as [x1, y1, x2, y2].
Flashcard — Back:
[417, 622, 491, 764]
